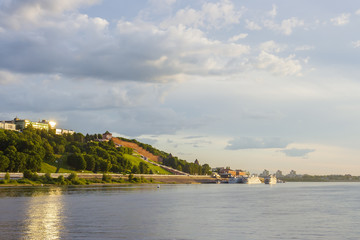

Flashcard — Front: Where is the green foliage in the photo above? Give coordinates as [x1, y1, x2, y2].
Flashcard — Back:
[4, 172, 10, 181]
[67, 172, 78, 181]
[23, 169, 33, 179]
[102, 173, 112, 182]
[67, 153, 86, 170]
[0, 153, 9, 171]
[0, 127, 211, 176]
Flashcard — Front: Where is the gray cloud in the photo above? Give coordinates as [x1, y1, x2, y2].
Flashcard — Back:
[225, 137, 291, 150]
[281, 148, 315, 157]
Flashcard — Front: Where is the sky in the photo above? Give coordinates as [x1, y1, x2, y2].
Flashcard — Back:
[1, 0, 360, 175]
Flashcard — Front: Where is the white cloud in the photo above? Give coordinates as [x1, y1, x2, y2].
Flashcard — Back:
[161, 0, 244, 29]
[264, 17, 304, 35]
[257, 51, 302, 76]
[259, 40, 286, 53]
[245, 19, 262, 30]
[0, 70, 19, 85]
[351, 40, 360, 48]
[225, 137, 290, 150]
[268, 4, 277, 18]
[330, 13, 351, 26]
[228, 33, 248, 42]
[281, 148, 315, 158]
[0, 0, 100, 29]
[356, 9, 360, 15]
[295, 45, 315, 51]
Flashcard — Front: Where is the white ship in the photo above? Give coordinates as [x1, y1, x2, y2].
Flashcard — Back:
[240, 175, 261, 184]
[264, 175, 277, 184]
[228, 177, 241, 184]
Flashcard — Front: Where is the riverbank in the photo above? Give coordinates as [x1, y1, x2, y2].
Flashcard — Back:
[0, 172, 217, 185]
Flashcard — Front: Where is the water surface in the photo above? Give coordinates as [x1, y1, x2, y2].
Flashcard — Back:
[0, 183, 359, 240]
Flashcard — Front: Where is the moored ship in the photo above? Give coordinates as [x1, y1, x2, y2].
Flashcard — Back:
[264, 175, 277, 184]
[228, 176, 241, 184]
[240, 175, 261, 184]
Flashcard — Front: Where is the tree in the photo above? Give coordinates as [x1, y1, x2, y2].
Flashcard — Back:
[98, 158, 111, 172]
[0, 153, 9, 172]
[201, 164, 211, 175]
[131, 165, 139, 174]
[67, 153, 86, 171]
[84, 154, 95, 171]
[138, 162, 149, 174]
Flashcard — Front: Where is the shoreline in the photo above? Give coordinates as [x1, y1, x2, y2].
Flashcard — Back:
[0, 172, 218, 186]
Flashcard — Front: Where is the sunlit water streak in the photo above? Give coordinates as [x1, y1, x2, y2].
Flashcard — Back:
[23, 188, 64, 240]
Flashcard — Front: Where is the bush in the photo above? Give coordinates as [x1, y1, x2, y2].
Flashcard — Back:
[4, 172, 10, 181]
[102, 173, 112, 183]
[67, 172, 78, 181]
[31, 172, 39, 181]
[23, 169, 33, 179]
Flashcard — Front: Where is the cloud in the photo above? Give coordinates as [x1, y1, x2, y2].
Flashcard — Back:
[330, 13, 351, 26]
[351, 40, 360, 48]
[356, 9, 360, 15]
[225, 137, 290, 150]
[245, 19, 262, 30]
[263, 17, 304, 35]
[281, 148, 315, 157]
[0, 0, 100, 29]
[295, 45, 315, 51]
[161, 0, 244, 29]
[268, 4, 277, 18]
[228, 33, 248, 42]
[183, 136, 206, 139]
[0, 0, 253, 84]
[0, 70, 20, 85]
[259, 40, 286, 53]
[256, 51, 302, 76]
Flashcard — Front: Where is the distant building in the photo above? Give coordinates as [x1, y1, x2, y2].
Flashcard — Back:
[219, 168, 236, 178]
[0, 121, 16, 131]
[194, 159, 200, 165]
[55, 128, 75, 135]
[102, 131, 113, 140]
[13, 118, 50, 131]
[275, 170, 283, 178]
[260, 169, 270, 177]
[236, 170, 247, 176]
[287, 170, 297, 178]
[212, 167, 224, 173]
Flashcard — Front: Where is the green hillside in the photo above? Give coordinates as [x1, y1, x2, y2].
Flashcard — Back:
[0, 128, 177, 175]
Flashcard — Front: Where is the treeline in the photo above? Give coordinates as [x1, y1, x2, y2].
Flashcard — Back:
[0, 128, 154, 174]
[118, 138, 211, 175]
[280, 174, 360, 182]
[163, 154, 211, 175]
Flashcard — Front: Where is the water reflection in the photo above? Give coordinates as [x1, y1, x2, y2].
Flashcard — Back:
[23, 188, 64, 240]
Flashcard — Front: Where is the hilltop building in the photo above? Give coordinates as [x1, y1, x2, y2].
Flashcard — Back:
[0, 117, 74, 135]
[0, 121, 16, 131]
[102, 131, 113, 140]
[13, 118, 53, 131]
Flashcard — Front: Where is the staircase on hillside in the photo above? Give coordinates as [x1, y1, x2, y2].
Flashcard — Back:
[111, 137, 188, 175]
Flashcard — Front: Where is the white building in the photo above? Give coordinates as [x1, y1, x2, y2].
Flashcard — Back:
[0, 121, 16, 131]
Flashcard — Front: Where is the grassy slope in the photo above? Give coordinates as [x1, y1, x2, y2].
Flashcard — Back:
[41, 162, 76, 173]
[123, 154, 171, 175]
[41, 154, 171, 175]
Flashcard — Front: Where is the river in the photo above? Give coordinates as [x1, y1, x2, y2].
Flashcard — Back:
[0, 182, 359, 239]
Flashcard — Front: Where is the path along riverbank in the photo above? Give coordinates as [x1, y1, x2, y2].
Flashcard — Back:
[0, 172, 217, 184]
